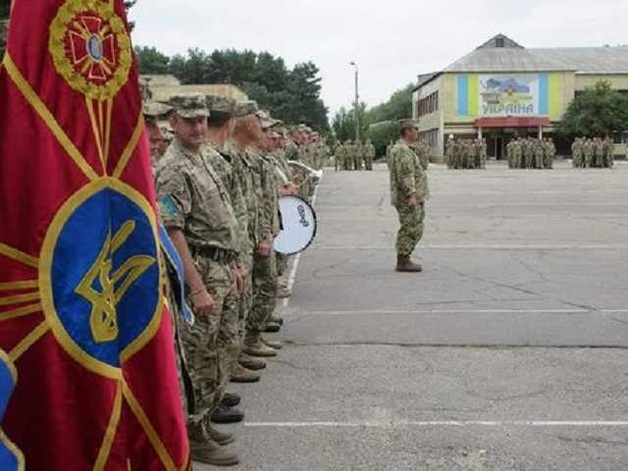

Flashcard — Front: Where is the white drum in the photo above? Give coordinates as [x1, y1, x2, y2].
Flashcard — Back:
[274, 195, 317, 255]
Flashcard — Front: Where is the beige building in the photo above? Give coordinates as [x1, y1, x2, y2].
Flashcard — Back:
[140, 74, 248, 102]
[412, 34, 628, 158]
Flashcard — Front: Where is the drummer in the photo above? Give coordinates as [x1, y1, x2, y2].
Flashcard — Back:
[262, 118, 300, 303]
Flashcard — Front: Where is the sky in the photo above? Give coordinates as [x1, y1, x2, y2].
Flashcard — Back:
[129, 0, 627, 116]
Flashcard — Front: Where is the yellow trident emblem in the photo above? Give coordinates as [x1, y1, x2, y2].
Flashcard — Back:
[75, 221, 155, 343]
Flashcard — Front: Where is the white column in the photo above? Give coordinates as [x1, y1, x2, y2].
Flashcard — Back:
[478, 126, 483, 139]
[538, 126, 543, 139]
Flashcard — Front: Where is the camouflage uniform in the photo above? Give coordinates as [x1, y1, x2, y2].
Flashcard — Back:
[571, 138, 583, 168]
[245, 148, 279, 339]
[544, 139, 555, 169]
[389, 139, 429, 257]
[364, 140, 376, 170]
[224, 141, 256, 341]
[583, 139, 594, 168]
[533, 140, 544, 169]
[155, 138, 239, 435]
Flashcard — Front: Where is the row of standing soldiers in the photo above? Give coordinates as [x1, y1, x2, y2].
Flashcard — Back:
[506, 137, 556, 169]
[147, 94, 321, 466]
[284, 125, 329, 171]
[335, 140, 376, 170]
[571, 137, 614, 168]
[445, 138, 488, 169]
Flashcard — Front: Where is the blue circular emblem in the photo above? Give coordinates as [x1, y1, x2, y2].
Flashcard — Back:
[40, 182, 162, 376]
[87, 34, 103, 61]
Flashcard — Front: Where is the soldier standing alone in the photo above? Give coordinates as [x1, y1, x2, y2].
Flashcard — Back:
[388, 120, 429, 272]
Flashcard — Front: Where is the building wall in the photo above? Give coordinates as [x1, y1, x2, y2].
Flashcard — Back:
[575, 74, 628, 91]
[414, 76, 445, 156]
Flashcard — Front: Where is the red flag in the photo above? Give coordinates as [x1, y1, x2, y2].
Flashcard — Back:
[0, 1, 190, 469]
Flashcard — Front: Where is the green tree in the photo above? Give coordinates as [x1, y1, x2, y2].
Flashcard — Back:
[0, 1, 9, 20]
[367, 121, 398, 157]
[363, 83, 414, 127]
[557, 80, 628, 138]
[332, 103, 366, 142]
[134, 46, 170, 74]
[133, 46, 329, 129]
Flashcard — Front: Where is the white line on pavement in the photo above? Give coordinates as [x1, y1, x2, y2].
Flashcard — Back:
[312, 244, 628, 250]
[300, 309, 600, 315]
[245, 420, 628, 428]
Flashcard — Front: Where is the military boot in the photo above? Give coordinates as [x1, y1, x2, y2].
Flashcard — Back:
[269, 315, 284, 326]
[190, 438, 239, 466]
[230, 364, 260, 383]
[206, 423, 236, 446]
[239, 355, 267, 371]
[221, 392, 241, 408]
[263, 321, 281, 333]
[261, 337, 283, 350]
[243, 331, 278, 357]
[210, 404, 244, 424]
[396, 254, 422, 273]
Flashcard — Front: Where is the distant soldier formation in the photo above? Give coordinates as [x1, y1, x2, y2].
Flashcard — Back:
[571, 137, 614, 168]
[334, 139, 376, 170]
[505, 137, 556, 169]
[445, 137, 487, 169]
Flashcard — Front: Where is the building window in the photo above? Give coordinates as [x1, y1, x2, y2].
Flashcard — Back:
[418, 91, 439, 117]
[496, 37, 505, 48]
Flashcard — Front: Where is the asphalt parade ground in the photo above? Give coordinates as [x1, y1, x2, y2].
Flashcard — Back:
[199, 160, 628, 471]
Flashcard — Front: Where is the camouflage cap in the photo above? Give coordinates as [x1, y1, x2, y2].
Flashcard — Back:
[169, 94, 210, 118]
[399, 119, 419, 130]
[234, 100, 259, 117]
[142, 101, 172, 118]
[258, 110, 282, 129]
[205, 95, 237, 114]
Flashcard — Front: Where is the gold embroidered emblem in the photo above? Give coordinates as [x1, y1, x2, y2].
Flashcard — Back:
[75, 221, 155, 343]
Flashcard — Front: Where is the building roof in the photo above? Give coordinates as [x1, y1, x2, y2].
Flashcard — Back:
[443, 35, 628, 74]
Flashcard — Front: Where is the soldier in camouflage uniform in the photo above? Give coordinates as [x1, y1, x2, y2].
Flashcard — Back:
[364, 139, 376, 170]
[583, 138, 594, 168]
[154, 95, 240, 466]
[603, 137, 614, 168]
[334, 141, 345, 170]
[204, 95, 262, 391]
[388, 120, 429, 272]
[445, 137, 454, 169]
[354, 140, 364, 170]
[226, 102, 275, 369]
[571, 138, 583, 168]
[235, 107, 281, 359]
[533, 139, 544, 169]
[544, 138, 555, 169]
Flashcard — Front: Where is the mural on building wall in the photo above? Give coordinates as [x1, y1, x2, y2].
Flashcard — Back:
[458, 73, 561, 118]
[479, 75, 539, 116]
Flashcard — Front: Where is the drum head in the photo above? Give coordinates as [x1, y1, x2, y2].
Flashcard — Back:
[274, 196, 317, 255]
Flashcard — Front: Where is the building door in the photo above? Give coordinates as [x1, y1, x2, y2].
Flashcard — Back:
[494, 136, 504, 160]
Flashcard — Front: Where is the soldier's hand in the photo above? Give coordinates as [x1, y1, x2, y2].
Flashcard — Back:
[257, 241, 271, 258]
[233, 267, 244, 294]
[191, 287, 215, 318]
[408, 194, 419, 207]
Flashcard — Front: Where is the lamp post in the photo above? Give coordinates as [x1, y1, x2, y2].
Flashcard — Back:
[350, 61, 360, 143]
